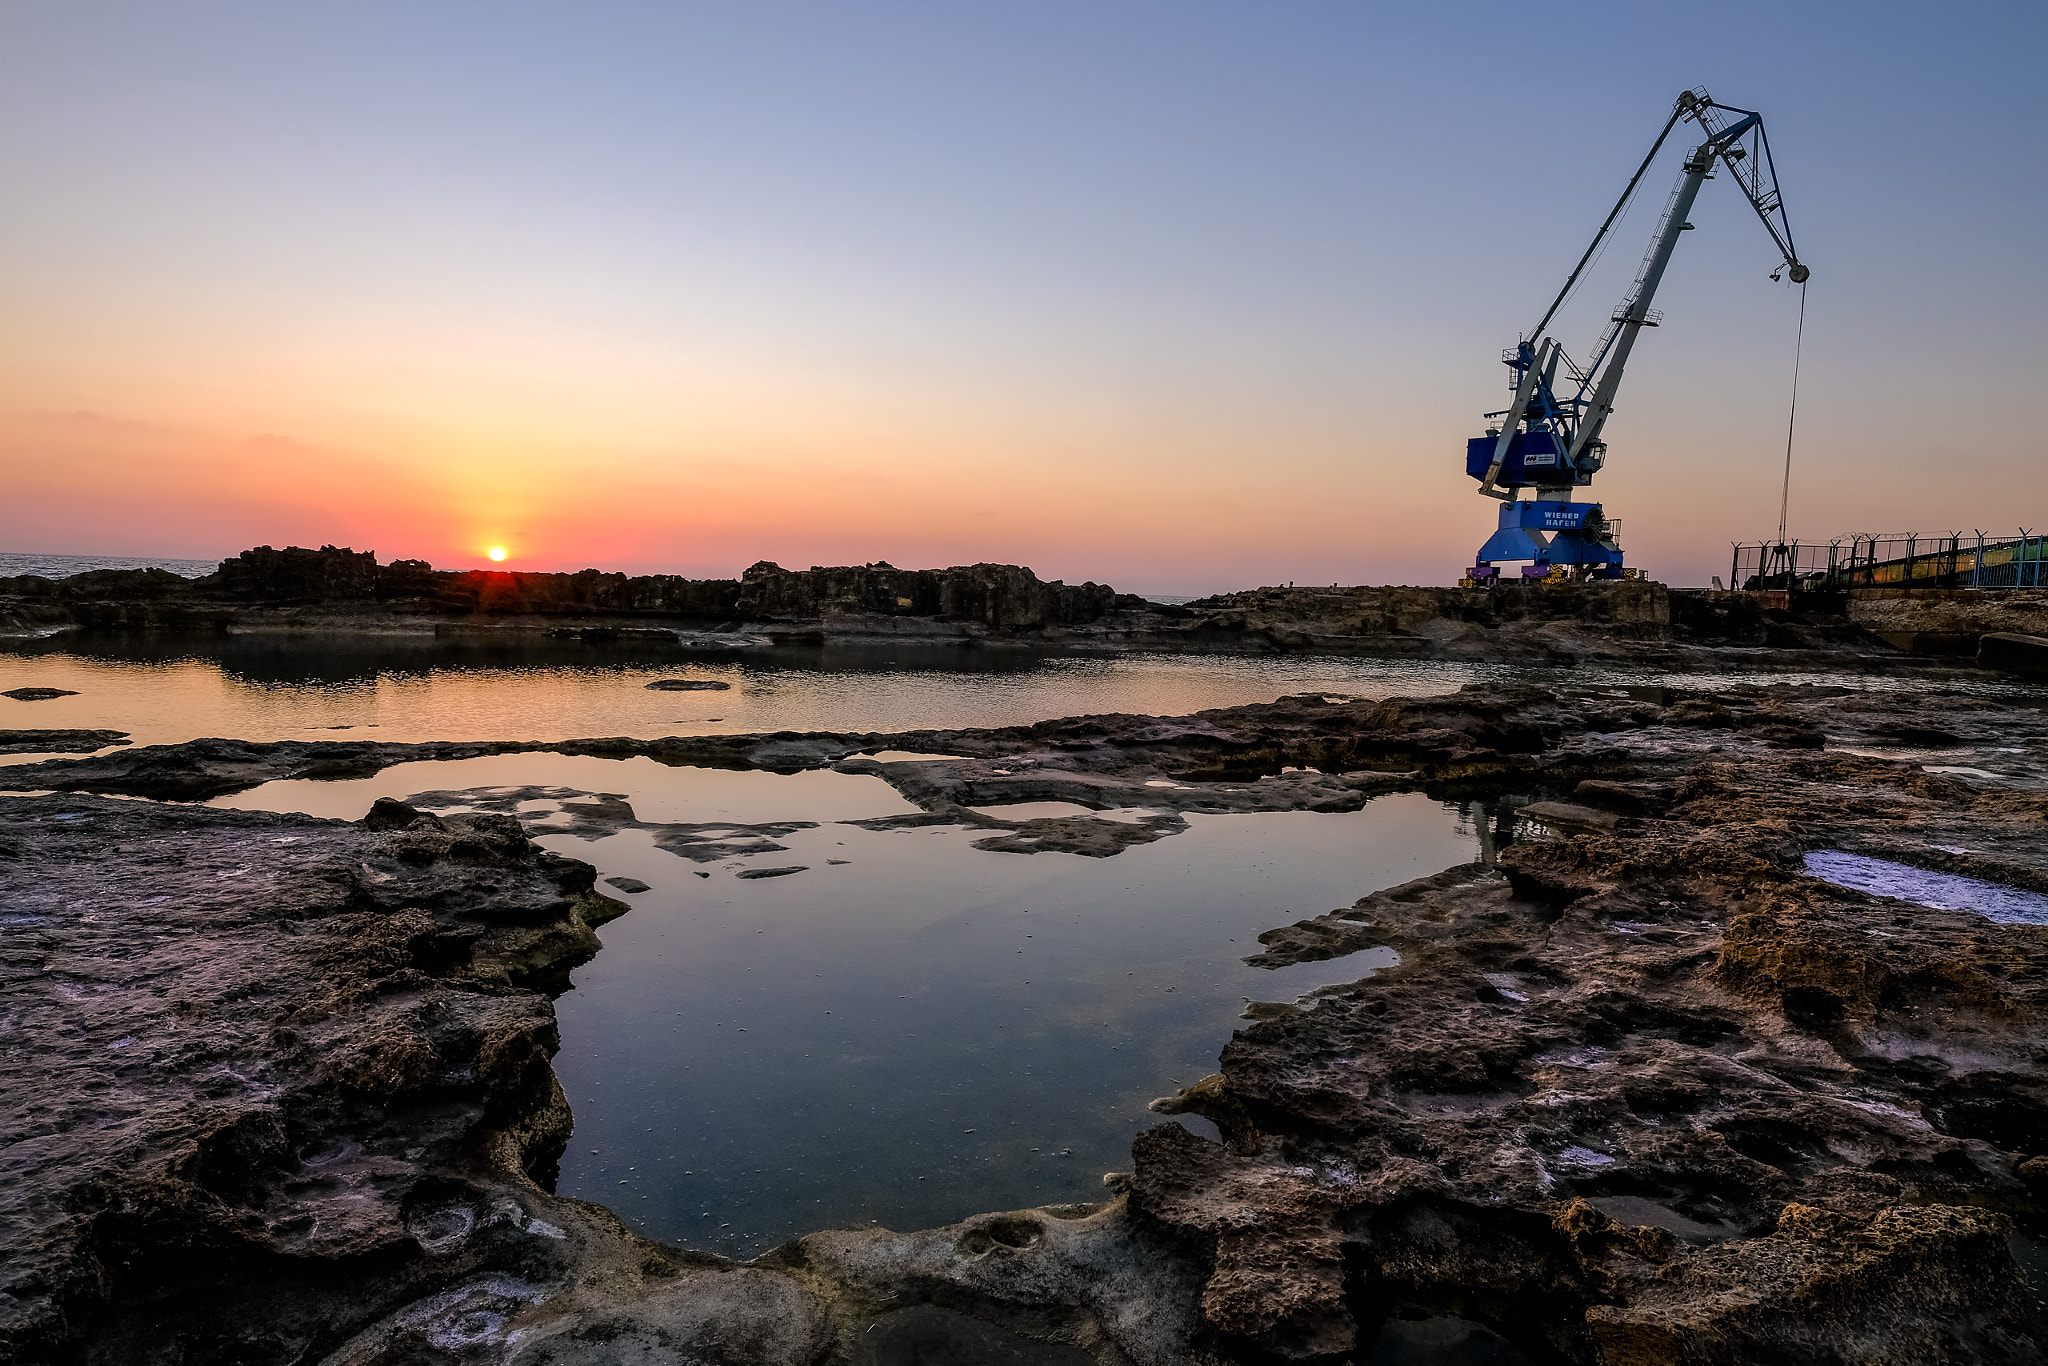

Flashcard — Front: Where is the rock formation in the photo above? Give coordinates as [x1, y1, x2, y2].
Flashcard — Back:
[0, 795, 628, 1362]
[2, 682, 2044, 1361]
[734, 559, 1141, 632]
[1980, 631, 2048, 676]
[11, 542, 2037, 666]
[0, 546, 1142, 644]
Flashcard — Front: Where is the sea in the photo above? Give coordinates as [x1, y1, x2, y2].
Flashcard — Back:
[0, 551, 218, 579]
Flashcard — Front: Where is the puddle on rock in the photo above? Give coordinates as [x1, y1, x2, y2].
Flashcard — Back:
[547, 796, 1474, 1258]
[966, 800, 1103, 821]
[1804, 850, 2048, 926]
[1364, 1315, 1537, 1365]
[223, 755, 1498, 1258]
[208, 752, 919, 825]
[966, 801, 1156, 824]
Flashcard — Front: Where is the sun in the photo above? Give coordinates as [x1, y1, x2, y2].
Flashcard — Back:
[488, 547, 507, 562]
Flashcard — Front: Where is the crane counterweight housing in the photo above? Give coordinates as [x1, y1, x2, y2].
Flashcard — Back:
[1461, 87, 1806, 586]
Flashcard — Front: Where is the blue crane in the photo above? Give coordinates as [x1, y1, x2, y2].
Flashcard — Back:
[1462, 88, 1806, 585]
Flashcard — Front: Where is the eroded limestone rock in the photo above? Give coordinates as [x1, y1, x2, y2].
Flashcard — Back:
[4, 681, 2046, 1363]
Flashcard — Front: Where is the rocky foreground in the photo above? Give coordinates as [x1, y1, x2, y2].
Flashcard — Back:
[10, 543, 2043, 668]
[2, 683, 2047, 1363]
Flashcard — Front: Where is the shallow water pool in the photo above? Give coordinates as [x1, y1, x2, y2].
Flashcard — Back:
[1804, 849, 2048, 926]
[221, 754, 1504, 1257]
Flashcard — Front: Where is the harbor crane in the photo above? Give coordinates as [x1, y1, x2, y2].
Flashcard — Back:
[1463, 88, 1806, 584]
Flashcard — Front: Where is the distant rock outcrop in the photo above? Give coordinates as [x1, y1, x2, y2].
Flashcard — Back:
[0, 542, 2020, 669]
[214, 544, 381, 601]
[0, 544, 1143, 640]
[734, 559, 1144, 628]
[205, 547, 747, 617]
[424, 567, 744, 618]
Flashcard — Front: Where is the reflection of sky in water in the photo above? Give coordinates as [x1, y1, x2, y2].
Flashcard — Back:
[208, 752, 920, 825]
[1805, 850, 2048, 925]
[6, 635, 2043, 762]
[223, 757, 1491, 1258]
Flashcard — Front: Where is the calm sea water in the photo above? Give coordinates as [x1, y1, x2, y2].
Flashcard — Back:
[216, 754, 1514, 1258]
[0, 551, 218, 579]
[4, 633, 2036, 763]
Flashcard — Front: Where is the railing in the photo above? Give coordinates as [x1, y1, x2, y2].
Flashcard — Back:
[1730, 531, 2047, 591]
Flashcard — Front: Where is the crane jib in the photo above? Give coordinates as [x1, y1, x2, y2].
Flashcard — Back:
[1710, 112, 1760, 144]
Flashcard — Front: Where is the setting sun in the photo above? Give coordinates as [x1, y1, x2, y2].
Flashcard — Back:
[488, 547, 507, 562]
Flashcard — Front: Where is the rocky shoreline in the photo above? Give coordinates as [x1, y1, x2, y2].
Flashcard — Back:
[8, 543, 2043, 670]
[3, 681, 2046, 1362]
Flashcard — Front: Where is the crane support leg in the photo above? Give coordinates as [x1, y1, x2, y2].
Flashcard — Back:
[1468, 500, 1624, 583]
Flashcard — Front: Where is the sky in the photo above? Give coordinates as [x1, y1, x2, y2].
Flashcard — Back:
[2, 1, 2042, 592]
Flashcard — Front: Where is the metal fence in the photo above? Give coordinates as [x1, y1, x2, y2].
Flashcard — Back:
[1730, 531, 2047, 591]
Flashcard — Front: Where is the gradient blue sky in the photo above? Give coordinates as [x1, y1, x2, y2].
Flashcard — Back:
[3, 1, 2041, 590]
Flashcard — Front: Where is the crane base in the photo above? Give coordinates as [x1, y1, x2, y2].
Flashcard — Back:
[1462, 563, 1634, 587]
[1464, 499, 1625, 586]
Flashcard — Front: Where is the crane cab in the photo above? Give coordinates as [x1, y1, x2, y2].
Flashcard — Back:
[1465, 429, 1569, 488]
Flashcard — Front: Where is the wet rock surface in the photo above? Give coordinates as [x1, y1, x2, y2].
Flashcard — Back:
[0, 728, 128, 754]
[1151, 687, 2048, 1362]
[0, 790, 1210, 1365]
[395, 783, 825, 864]
[2, 681, 2046, 1362]
[0, 794, 631, 1362]
[1980, 631, 2048, 677]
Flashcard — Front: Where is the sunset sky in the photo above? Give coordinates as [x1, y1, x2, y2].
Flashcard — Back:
[4, 1, 2041, 592]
